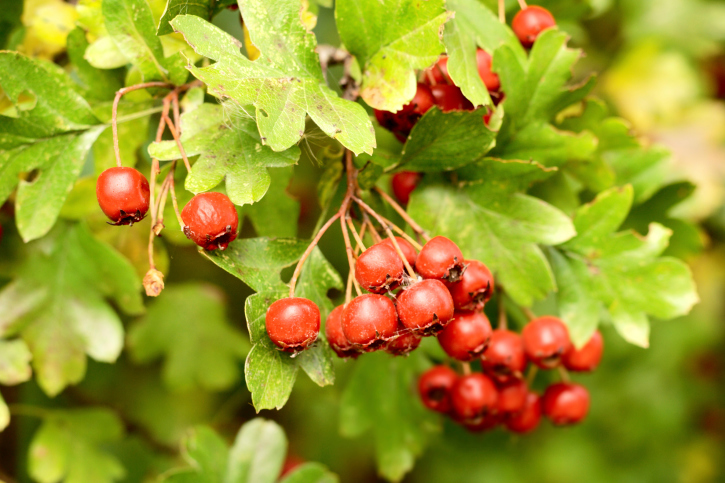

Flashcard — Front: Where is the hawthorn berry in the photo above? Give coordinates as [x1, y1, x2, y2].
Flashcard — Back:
[436, 311, 492, 361]
[430, 84, 474, 112]
[380, 236, 418, 268]
[522, 316, 572, 369]
[181, 192, 239, 251]
[418, 365, 459, 413]
[505, 392, 542, 433]
[96, 167, 150, 225]
[542, 383, 590, 426]
[481, 329, 527, 382]
[391, 171, 423, 206]
[397, 279, 455, 334]
[562, 330, 604, 372]
[325, 305, 359, 358]
[355, 242, 405, 294]
[497, 378, 528, 414]
[416, 236, 466, 282]
[374, 83, 434, 140]
[512, 6, 556, 48]
[341, 294, 398, 350]
[463, 413, 501, 433]
[384, 327, 422, 356]
[401, 83, 435, 117]
[476, 49, 500, 91]
[450, 373, 499, 422]
[426, 56, 452, 85]
[447, 260, 494, 311]
[265, 297, 321, 352]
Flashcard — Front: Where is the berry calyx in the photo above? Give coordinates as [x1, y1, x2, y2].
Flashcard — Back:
[505, 392, 542, 433]
[96, 167, 150, 225]
[481, 329, 527, 382]
[380, 236, 418, 268]
[355, 242, 405, 294]
[562, 330, 604, 372]
[450, 373, 499, 422]
[436, 311, 492, 361]
[416, 236, 466, 282]
[265, 297, 321, 353]
[396, 279, 455, 334]
[512, 6, 556, 48]
[325, 305, 359, 358]
[181, 192, 239, 251]
[418, 365, 459, 413]
[496, 378, 528, 414]
[430, 84, 474, 112]
[341, 294, 398, 350]
[391, 171, 423, 206]
[384, 327, 422, 356]
[446, 260, 494, 310]
[475, 49, 500, 91]
[522, 316, 572, 369]
[542, 383, 590, 426]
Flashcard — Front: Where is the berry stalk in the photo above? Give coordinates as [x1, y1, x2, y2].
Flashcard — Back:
[373, 186, 430, 241]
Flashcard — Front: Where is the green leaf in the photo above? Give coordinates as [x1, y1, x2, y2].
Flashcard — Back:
[0, 339, 33, 385]
[245, 167, 300, 238]
[128, 284, 249, 392]
[158, 0, 212, 36]
[280, 463, 339, 483]
[492, 122, 597, 168]
[335, 0, 448, 111]
[176, 426, 228, 482]
[66, 28, 122, 101]
[226, 418, 287, 483]
[0, 223, 143, 396]
[170, 12, 375, 154]
[0, 391, 8, 432]
[29, 408, 125, 483]
[148, 103, 300, 206]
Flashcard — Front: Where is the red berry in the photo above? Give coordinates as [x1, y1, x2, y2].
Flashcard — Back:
[325, 305, 359, 358]
[497, 378, 528, 414]
[481, 329, 527, 382]
[391, 171, 422, 205]
[437, 311, 492, 361]
[181, 192, 239, 251]
[430, 84, 474, 112]
[446, 260, 494, 310]
[355, 242, 405, 294]
[374, 84, 434, 139]
[562, 330, 604, 372]
[542, 383, 590, 425]
[475, 49, 500, 91]
[341, 294, 398, 350]
[96, 167, 150, 225]
[505, 392, 542, 433]
[522, 316, 572, 369]
[380, 236, 418, 268]
[401, 83, 435, 117]
[418, 365, 459, 413]
[265, 297, 321, 352]
[384, 327, 422, 356]
[512, 6, 556, 48]
[425, 56, 452, 85]
[416, 236, 466, 282]
[463, 413, 501, 432]
[450, 373, 499, 422]
[396, 279, 455, 334]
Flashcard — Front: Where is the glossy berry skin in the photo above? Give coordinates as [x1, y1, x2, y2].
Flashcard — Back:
[437, 311, 492, 361]
[384, 328, 422, 356]
[380, 236, 418, 268]
[481, 329, 527, 382]
[512, 6, 556, 48]
[417, 236, 466, 282]
[397, 279, 455, 334]
[522, 316, 572, 369]
[181, 192, 239, 251]
[450, 373, 499, 422]
[355, 242, 405, 294]
[341, 294, 398, 350]
[266, 298, 320, 352]
[542, 383, 590, 426]
[447, 260, 494, 311]
[391, 171, 422, 206]
[430, 84, 474, 112]
[562, 330, 604, 372]
[418, 365, 459, 413]
[96, 167, 150, 225]
[497, 378, 528, 414]
[401, 83, 435, 117]
[505, 392, 542, 433]
[463, 413, 501, 433]
[325, 305, 358, 358]
[476, 49, 500, 91]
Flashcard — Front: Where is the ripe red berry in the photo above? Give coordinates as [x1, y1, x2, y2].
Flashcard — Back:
[512, 6, 556, 48]
[374, 84, 434, 141]
[355, 242, 405, 294]
[430, 84, 474, 112]
[475, 49, 500, 91]
[265, 297, 321, 352]
[418, 365, 459, 413]
[181, 192, 239, 251]
[391, 171, 422, 206]
[497, 378, 528, 414]
[380, 236, 418, 268]
[522, 316, 572, 369]
[384, 327, 422, 356]
[396, 279, 455, 334]
[325, 305, 359, 358]
[542, 383, 590, 425]
[426, 56, 452, 85]
[417, 236, 466, 282]
[446, 260, 494, 310]
[341, 294, 398, 350]
[96, 167, 150, 225]
[463, 413, 501, 433]
[562, 330, 604, 372]
[505, 392, 542, 433]
[450, 373, 499, 422]
[481, 329, 527, 382]
[437, 311, 492, 361]
[401, 83, 435, 117]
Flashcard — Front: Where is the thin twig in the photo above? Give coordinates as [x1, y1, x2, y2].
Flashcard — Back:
[288, 212, 341, 297]
[362, 212, 382, 244]
[498, 294, 508, 330]
[346, 216, 367, 253]
[521, 306, 537, 321]
[167, 162, 184, 228]
[461, 362, 472, 376]
[526, 365, 538, 385]
[345, 269, 354, 304]
[557, 366, 571, 383]
[163, 115, 192, 173]
[517, 0, 528, 9]
[373, 186, 430, 241]
[498, 0, 506, 23]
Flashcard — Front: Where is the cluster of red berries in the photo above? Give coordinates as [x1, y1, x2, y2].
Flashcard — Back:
[418, 320, 603, 433]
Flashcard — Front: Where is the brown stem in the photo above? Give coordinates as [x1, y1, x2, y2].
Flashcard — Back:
[345, 269, 354, 305]
[517, 0, 528, 9]
[362, 213, 382, 244]
[557, 366, 571, 383]
[163, 115, 192, 173]
[167, 163, 184, 229]
[373, 186, 430, 241]
[346, 216, 366, 253]
[461, 362, 472, 375]
[521, 306, 537, 321]
[526, 365, 538, 385]
[356, 218, 368, 254]
[498, 0, 506, 23]
[288, 212, 341, 298]
[498, 294, 508, 330]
